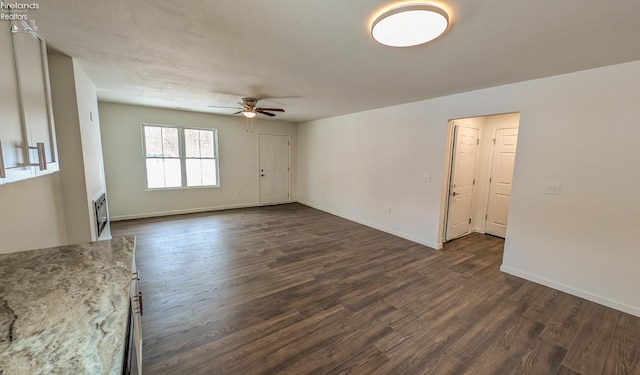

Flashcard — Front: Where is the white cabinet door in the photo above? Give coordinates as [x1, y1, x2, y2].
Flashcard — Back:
[12, 27, 58, 176]
[0, 21, 33, 183]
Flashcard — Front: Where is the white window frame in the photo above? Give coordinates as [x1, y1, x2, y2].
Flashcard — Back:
[141, 124, 220, 190]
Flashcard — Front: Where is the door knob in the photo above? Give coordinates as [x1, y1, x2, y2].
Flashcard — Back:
[261, 174, 265, 177]
[451, 191, 459, 197]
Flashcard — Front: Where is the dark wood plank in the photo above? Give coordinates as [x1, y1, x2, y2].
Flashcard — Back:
[444, 298, 533, 366]
[601, 313, 640, 375]
[275, 300, 396, 374]
[315, 345, 390, 375]
[561, 303, 618, 374]
[538, 296, 589, 349]
[198, 305, 351, 374]
[418, 353, 469, 375]
[555, 364, 582, 375]
[109, 203, 640, 375]
[509, 339, 567, 375]
[523, 287, 572, 324]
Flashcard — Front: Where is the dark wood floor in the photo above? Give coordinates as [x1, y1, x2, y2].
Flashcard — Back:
[112, 203, 640, 375]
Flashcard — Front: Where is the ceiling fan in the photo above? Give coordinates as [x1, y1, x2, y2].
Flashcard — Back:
[209, 97, 285, 118]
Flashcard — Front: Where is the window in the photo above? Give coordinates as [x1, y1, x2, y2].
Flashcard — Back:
[142, 124, 219, 189]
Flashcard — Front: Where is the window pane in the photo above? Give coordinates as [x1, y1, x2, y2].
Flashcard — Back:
[200, 131, 215, 158]
[146, 159, 165, 188]
[201, 159, 217, 185]
[144, 126, 163, 156]
[164, 159, 181, 187]
[185, 129, 200, 158]
[147, 158, 182, 188]
[184, 129, 215, 158]
[162, 127, 180, 157]
[186, 159, 217, 187]
[186, 159, 202, 187]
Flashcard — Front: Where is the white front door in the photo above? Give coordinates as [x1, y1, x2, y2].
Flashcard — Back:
[485, 128, 519, 238]
[259, 134, 290, 205]
[446, 125, 479, 241]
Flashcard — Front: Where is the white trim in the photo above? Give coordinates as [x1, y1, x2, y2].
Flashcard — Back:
[500, 265, 640, 318]
[297, 200, 442, 250]
[110, 202, 259, 221]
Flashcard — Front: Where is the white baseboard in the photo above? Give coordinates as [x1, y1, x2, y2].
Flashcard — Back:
[501, 265, 640, 318]
[110, 202, 260, 221]
[296, 200, 441, 250]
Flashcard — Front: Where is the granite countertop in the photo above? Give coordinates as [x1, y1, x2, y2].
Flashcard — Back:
[0, 237, 135, 375]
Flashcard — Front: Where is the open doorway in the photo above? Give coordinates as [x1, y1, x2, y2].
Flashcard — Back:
[442, 113, 520, 242]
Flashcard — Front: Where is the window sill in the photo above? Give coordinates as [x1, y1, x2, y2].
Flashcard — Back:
[144, 185, 220, 192]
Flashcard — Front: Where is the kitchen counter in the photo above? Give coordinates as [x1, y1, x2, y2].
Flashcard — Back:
[0, 237, 135, 375]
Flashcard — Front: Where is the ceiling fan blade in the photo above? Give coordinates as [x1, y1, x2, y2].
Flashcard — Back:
[209, 105, 243, 109]
[233, 110, 242, 115]
[256, 107, 285, 112]
[256, 109, 276, 117]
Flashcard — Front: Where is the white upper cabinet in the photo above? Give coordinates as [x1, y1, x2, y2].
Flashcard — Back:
[0, 21, 31, 183]
[0, 20, 58, 184]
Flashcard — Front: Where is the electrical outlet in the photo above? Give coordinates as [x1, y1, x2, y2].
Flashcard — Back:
[543, 183, 561, 195]
[387, 207, 392, 214]
[423, 173, 431, 183]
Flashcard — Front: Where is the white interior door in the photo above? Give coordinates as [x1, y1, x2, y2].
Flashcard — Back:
[446, 125, 479, 241]
[259, 134, 290, 205]
[485, 128, 519, 238]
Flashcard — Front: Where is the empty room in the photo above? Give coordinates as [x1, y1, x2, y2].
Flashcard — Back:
[1, 1, 639, 374]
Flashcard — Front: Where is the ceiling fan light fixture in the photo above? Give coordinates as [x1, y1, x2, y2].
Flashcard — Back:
[242, 110, 257, 119]
[371, 4, 449, 47]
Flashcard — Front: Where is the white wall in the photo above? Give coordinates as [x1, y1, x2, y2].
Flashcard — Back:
[0, 174, 67, 253]
[297, 60, 640, 317]
[48, 54, 90, 244]
[99, 103, 297, 220]
[74, 60, 109, 240]
[48, 54, 108, 244]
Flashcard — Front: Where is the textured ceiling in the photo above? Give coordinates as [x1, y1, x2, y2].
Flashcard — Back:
[27, 0, 640, 123]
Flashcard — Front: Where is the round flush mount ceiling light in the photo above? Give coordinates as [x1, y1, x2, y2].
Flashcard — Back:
[371, 4, 449, 47]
